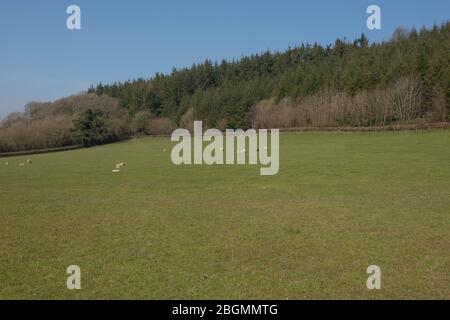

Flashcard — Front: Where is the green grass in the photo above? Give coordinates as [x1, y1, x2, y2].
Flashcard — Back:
[0, 131, 449, 299]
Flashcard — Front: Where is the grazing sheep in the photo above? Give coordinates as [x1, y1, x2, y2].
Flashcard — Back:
[5, 162, 8, 165]
[18, 162, 25, 166]
[115, 162, 125, 169]
[27, 159, 32, 164]
[113, 162, 125, 172]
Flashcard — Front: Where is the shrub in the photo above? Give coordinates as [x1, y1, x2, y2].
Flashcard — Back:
[148, 117, 176, 135]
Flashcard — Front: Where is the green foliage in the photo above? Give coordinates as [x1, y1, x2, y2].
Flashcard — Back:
[92, 22, 450, 127]
[72, 109, 111, 146]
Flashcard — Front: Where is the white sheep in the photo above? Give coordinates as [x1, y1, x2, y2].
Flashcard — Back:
[115, 162, 125, 169]
[27, 159, 32, 164]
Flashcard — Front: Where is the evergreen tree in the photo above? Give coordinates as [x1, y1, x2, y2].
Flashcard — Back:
[72, 109, 110, 146]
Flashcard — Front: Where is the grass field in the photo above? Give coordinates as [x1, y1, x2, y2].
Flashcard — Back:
[0, 131, 449, 299]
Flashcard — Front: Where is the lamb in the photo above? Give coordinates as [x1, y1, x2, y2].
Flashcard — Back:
[112, 162, 125, 173]
[115, 162, 125, 169]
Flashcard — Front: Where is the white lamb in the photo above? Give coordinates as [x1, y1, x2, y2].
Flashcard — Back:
[115, 162, 125, 168]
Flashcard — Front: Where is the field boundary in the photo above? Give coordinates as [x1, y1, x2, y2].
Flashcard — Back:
[1, 122, 448, 157]
[145, 122, 450, 137]
[0, 145, 83, 158]
[279, 122, 450, 133]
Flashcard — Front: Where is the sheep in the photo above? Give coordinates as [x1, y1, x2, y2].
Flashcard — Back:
[18, 162, 25, 166]
[115, 162, 125, 169]
[27, 159, 32, 164]
[113, 162, 126, 172]
[5, 161, 8, 165]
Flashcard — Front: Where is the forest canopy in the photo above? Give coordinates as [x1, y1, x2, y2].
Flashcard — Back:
[88, 22, 449, 128]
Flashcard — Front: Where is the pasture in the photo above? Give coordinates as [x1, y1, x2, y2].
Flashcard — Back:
[0, 131, 449, 299]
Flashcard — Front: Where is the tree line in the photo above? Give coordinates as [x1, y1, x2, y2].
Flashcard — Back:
[1, 22, 449, 152]
[89, 22, 449, 129]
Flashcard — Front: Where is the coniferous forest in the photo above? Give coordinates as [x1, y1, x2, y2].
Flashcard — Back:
[1, 23, 449, 152]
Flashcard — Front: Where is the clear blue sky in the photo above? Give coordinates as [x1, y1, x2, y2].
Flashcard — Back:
[0, 0, 449, 118]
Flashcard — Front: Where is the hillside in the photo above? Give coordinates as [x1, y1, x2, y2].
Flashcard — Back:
[92, 23, 449, 128]
[0, 22, 449, 153]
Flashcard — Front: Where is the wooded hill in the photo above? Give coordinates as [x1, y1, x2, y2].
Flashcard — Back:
[1, 22, 449, 152]
[90, 22, 449, 129]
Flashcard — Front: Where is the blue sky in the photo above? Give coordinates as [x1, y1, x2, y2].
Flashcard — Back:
[0, 0, 449, 118]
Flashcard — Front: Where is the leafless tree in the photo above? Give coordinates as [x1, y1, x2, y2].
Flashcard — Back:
[389, 76, 422, 124]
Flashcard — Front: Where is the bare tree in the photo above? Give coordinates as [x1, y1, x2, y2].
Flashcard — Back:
[389, 76, 422, 124]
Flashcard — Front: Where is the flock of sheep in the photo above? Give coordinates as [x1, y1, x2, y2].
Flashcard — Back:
[4, 159, 127, 174]
[4, 147, 267, 171]
[4, 146, 265, 170]
[4, 159, 32, 166]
